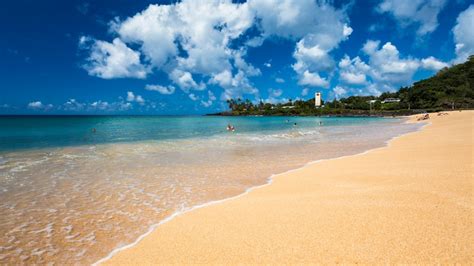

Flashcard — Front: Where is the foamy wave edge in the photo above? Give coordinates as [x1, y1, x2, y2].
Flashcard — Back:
[92, 119, 428, 266]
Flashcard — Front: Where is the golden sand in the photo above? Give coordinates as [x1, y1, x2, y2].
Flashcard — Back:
[104, 111, 473, 264]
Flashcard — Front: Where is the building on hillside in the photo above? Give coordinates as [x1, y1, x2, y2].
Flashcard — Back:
[382, 98, 400, 104]
[315, 92, 322, 107]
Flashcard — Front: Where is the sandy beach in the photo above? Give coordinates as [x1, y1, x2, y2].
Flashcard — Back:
[103, 111, 473, 264]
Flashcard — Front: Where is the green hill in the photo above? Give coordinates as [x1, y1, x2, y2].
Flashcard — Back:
[213, 56, 474, 116]
[397, 55, 474, 109]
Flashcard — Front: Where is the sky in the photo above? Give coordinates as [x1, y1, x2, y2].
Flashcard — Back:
[0, 0, 473, 115]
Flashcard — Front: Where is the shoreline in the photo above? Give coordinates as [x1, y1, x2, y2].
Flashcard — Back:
[0, 116, 418, 264]
[0, 115, 399, 154]
[101, 110, 473, 264]
[205, 108, 474, 117]
[94, 116, 429, 265]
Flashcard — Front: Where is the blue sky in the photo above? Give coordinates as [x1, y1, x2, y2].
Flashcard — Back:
[0, 0, 473, 115]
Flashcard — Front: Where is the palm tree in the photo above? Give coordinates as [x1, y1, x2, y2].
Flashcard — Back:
[226, 99, 236, 111]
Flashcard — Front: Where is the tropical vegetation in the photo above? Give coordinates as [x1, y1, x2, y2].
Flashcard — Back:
[213, 56, 473, 116]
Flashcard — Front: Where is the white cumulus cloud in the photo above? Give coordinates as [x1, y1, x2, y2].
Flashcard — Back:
[201, 91, 217, 107]
[169, 69, 205, 92]
[188, 93, 199, 101]
[135, 95, 145, 104]
[90, 101, 110, 110]
[28, 101, 53, 110]
[82, 0, 352, 100]
[298, 70, 329, 88]
[363, 41, 420, 84]
[90, 101, 132, 112]
[264, 88, 288, 104]
[28, 101, 43, 109]
[63, 99, 86, 111]
[335, 40, 447, 96]
[79, 0, 458, 104]
[333, 86, 347, 98]
[377, 0, 448, 36]
[126, 91, 145, 105]
[284, 0, 352, 89]
[145, 84, 176, 95]
[453, 5, 474, 63]
[338, 55, 370, 85]
[269, 88, 283, 97]
[111, 0, 255, 98]
[82, 38, 148, 79]
[421, 56, 449, 70]
[248, 0, 350, 40]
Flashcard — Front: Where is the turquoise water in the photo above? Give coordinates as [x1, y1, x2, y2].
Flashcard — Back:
[0, 115, 422, 264]
[0, 115, 399, 151]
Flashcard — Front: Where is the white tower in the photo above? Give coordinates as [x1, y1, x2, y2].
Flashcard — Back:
[315, 92, 321, 107]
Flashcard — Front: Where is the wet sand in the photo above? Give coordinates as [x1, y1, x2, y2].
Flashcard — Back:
[103, 111, 473, 264]
[1, 117, 417, 264]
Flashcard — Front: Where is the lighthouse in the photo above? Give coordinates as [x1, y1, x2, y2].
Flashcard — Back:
[315, 92, 321, 107]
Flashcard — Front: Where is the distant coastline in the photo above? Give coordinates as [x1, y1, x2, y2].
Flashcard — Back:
[206, 109, 430, 117]
[209, 56, 473, 117]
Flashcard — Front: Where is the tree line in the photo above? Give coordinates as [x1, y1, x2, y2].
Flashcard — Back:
[214, 56, 473, 116]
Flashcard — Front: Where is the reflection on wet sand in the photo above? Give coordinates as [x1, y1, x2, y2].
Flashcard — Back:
[0, 120, 421, 264]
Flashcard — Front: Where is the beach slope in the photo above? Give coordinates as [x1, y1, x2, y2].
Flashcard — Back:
[104, 111, 473, 264]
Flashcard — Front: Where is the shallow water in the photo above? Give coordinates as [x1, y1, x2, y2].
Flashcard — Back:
[0, 116, 422, 264]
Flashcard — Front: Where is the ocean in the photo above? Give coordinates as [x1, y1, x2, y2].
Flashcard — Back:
[0, 115, 422, 264]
